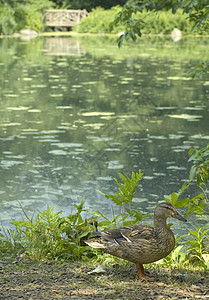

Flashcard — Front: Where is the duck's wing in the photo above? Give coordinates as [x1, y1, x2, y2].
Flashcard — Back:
[92, 225, 154, 244]
[85, 228, 125, 249]
[120, 225, 155, 242]
[92, 228, 124, 241]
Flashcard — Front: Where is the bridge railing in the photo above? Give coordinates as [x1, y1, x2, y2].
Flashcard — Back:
[43, 9, 88, 27]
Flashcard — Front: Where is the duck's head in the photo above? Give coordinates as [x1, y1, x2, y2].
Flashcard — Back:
[154, 202, 187, 222]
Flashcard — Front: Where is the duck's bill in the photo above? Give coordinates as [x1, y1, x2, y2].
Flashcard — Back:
[174, 211, 187, 222]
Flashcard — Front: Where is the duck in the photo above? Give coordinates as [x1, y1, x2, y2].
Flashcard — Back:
[85, 202, 187, 280]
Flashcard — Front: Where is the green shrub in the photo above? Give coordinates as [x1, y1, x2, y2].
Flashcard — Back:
[0, 0, 53, 35]
[8, 200, 96, 260]
[0, 5, 17, 34]
[74, 6, 124, 33]
[75, 6, 209, 35]
[142, 10, 191, 34]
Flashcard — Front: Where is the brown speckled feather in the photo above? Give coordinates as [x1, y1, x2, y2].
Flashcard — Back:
[85, 202, 186, 269]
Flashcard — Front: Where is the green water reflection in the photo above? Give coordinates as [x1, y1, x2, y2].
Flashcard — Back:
[0, 36, 208, 229]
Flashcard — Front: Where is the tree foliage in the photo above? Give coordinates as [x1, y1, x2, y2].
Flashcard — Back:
[0, 0, 53, 34]
[109, 0, 209, 75]
[110, 0, 209, 45]
[57, 0, 127, 11]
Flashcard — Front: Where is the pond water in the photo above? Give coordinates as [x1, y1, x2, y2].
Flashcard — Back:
[0, 35, 209, 232]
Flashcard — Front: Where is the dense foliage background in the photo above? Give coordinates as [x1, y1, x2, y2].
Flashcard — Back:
[0, 0, 208, 35]
[0, 0, 126, 34]
[55, 0, 127, 10]
[0, 0, 53, 34]
[74, 6, 209, 35]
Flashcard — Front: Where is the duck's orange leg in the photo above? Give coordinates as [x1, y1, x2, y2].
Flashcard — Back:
[136, 263, 155, 281]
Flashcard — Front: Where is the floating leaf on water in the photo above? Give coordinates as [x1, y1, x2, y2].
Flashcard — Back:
[156, 77, 165, 81]
[1, 160, 24, 168]
[97, 176, 113, 181]
[33, 135, 55, 139]
[184, 87, 194, 90]
[56, 106, 72, 109]
[23, 78, 32, 81]
[107, 161, 124, 169]
[120, 77, 133, 81]
[149, 120, 163, 124]
[191, 134, 209, 140]
[71, 85, 83, 88]
[139, 53, 150, 57]
[49, 75, 60, 78]
[61, 123, 72, 126]
[148, 135, 167, 140]
[184, 106, 204, 111]
[150, 157, 158, 162]
[88, 136, 112, 142]
[22, 129, 38, 132]
[153, 172, 166, 176]
[100, 115, 115, 120]
[155, 107, 177, 110]
[57, 62, 68, 67]
[57, 126, 71, 130]
[51, 142, 83, 148]
[166, 166, 187, 170]
[48, 150, 68, 155]
[172, 145, 191, 151]
[7, 106, 30, 110]
[4, 94, 18, 97]
[169, 134, 185, 139]
[80, 112, 115, 117]
[50, 94, 63, 97]
[203, 81, 209, 86]
[28, 109, 41, 113]
[40, 130, 65, 134]
[167, 114, 202, 120]
[6, 155, 25, 159]
[117, 115, 137, 119]
[39, 139, 60, 143]
[83, 123, 104, 129]
[167, 76, 192, 80]
[0, 123, 21, 127]
[31, 84, 47, 88]
[49, 79, 60, 82]
[105, 148, 120, 152]
[143, 176, 155, 180]
[82, 81, 99, 85]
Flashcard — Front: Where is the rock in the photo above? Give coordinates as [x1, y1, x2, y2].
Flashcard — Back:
[19, 29, 38, 40]
[13, 33, 20, 37]
[171, 28, 182, 42]
[20, 29, 38, 36]
[117, 31, 125, 36]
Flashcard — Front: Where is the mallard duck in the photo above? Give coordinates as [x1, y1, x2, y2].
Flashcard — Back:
[85, 202, 187, 280]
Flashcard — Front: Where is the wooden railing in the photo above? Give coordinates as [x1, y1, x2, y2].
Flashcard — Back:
[43, 9, 88, 27]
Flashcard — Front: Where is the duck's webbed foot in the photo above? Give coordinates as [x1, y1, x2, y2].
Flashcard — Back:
[136, 263, 155, 281]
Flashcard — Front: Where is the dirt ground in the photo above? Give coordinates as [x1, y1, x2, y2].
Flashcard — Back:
[0, 258, 208, 300]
